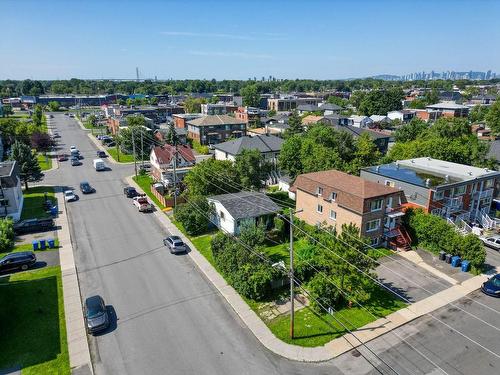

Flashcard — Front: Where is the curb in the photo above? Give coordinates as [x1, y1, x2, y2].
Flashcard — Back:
[56, 188, 94, 374]
[125, 176, 488, 362]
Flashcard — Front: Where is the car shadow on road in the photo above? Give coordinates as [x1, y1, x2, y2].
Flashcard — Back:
[32, 261, 48, 270]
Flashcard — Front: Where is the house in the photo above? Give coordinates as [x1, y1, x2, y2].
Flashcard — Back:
[469, 95, 497, 106]
[173, 113, 203, 129]
[0, 161, 24, 222]
[149, 144, 196, 185]
[291, 169, 408, 248]
[186, 115, 247, 145]
[318, 103, 342, 115]
[214, 134, 283, 165]
[297, 104, 321, 115]
[331, 125, 392, 154]
[369, 115, 391, 126]
[425, 102, 469, 118]
[348, 115, 373, 128]
[387, 110, 416, 123]
[208, 191, 280, 235]
[361, 157, 500, 228]
[278, 175, 295, 200]
[267, 96, 322, 112]
[234, 106, 264, 124]
[154, 126, 188, 145]
[414, 109, 441, 122]
[301, 115, 325, 126]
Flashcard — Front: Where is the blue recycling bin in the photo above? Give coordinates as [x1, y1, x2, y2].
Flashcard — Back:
[47, 238, 55, 248]
[50, 205, 58, 216]
[451, 255, 461, 267]
[461, 260, 470, 272]
[39, 239, 46, 250]
[32, 241, 39, 251]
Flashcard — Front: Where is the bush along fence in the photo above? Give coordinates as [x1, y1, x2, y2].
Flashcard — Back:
[403, 208, 486, 274]
[150, 185, 185, 208]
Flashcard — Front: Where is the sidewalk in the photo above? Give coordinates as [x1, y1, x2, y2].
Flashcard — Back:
[56, 189, 94, 375]
[126, 176, 489, 362]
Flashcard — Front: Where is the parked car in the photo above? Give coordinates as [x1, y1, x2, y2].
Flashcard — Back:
[80, 181, 95, 194]
[163, 236, 186, 254]
[71, 157, 81, 166]
[96, 150, 106, 158]
[70, 145, 78, 152]
[64, 190, 77, 202]
[84, 295, 110, 334]
[53, 132, 60, 138]
[139, 163, 152, 172]
[480, 235, 500, 251]
[13, 218, 55, 234]
[58, 154, 68, 162]
[132, 195, 153, 212]
[481, 274, 500, 297]
[0, 252, 37, 273]
[123, 186, 138, 198]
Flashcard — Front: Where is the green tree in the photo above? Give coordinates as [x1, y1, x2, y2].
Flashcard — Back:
[118, 125, 153, 159]
[240, 84, 260, 107]
[358, 88, 404, 115]
[326, 95, 347, 107]
[47, 101, 60, 111]
[394, 118, 428, 142]
[166, 122, 179, 146]
[423, 89, 440, 105]
[1, 105, 13, 117]
[174, 196, 214, 235]
[87, 114, 97, 127]
[347, 132, 381, 174]
[234, 149, 271, 189]
[183, 96, 206, 113]
[486, 100, 500, 134]
[32, 104, 44, 126]
[469, 105, 489, 123]
[126, 115, 146, 127]
[9, 141, 42, 190]
[278, 135, 303, 179]
[184, 159, 240, 197]
[0, 218, 15, 252]
[284, 110, 303, 137]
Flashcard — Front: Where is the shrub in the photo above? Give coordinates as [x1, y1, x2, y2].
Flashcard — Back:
[174, 196, 214, 236]
[458, 234, 486, 273]
[0, 218, 15, 252]
[307, 273, 342, 313]
[232, 263, 275, 301]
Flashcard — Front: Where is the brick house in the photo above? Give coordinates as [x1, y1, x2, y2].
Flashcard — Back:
[186, 115, 247, 145]
[173, 114, 203, 129]
[425, 102, 469, 118]
[291, 170, 408, 248]
[149, 144, 196, 185]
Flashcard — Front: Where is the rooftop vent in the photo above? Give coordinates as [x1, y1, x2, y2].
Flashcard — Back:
[425, 178, 431, 187]
[376, 166, 380, 172]
[468, 171, 473, 176]
[445, 175, 449, 182]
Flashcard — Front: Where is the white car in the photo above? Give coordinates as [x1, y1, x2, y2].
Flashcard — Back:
[481, 235, 500, 251]
[64, 190, 77, 202]
[70, 146, 78, 152]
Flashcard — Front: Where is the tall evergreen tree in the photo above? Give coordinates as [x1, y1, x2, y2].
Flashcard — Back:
[10, 141, 41, 190]
[166, 122, 179, 146]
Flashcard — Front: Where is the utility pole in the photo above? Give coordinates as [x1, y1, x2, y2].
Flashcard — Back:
[132, 128, 138, 177]
[140, 130, 144, 168]
[173, 144, 178, 212]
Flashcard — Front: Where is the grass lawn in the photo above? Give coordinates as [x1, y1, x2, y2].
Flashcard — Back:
[267, 284, 407, 347]
[133, 174, 168, 209]
[0, 266, 70, 374]
[107, 148, 136, 163]
[191, 234, 215, 267]
[21, 186, 56, 220]
[37, 153, 52, 171]
[262, 238, 312, 264]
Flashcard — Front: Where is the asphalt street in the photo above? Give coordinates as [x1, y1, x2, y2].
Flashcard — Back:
[41, 113, 500, 375]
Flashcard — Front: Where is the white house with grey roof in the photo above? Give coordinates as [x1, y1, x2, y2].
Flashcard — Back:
[208, 191, 280, 235]
[214, 134, 284, 165]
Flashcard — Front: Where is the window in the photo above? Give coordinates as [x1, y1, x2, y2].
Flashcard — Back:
[366, 219, 381, 232]
[370, 199, 383, 212]
[485, 179, 494, 188]
[384, 180, 395, 187]
[329, 192, 337, 201]
[317, 204, 323, 214]
[317, 187, 323, 196]
[370, 237, 379, 246]
[329, 210, 336, 220]
[433, 190, 444, 201]
[220, 211, 225, 221]
[386, 197, 393, 209]
[454, 185, 466, 196]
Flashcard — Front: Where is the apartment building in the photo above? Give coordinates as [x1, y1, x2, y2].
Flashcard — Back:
[186, 114, 246, 145]
[361, 157, 500, 228]
[425, 102, 469, 118]
[291, 170, 407, 247]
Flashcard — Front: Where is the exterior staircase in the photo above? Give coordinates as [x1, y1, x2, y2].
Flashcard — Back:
[387, 226, 412, 251]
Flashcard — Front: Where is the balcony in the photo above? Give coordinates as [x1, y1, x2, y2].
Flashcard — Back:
[443, 196, 463, 211]
[473, 188, 493, 200]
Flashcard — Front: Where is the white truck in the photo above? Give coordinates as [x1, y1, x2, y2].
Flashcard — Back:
[93, 159, 106, 171]
[132, 195, 153, 212]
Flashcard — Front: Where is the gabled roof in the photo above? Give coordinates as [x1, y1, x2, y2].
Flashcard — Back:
[214, 135, 283, 156]
[208, 191, 280, 220]
[426, 102, 469, 110]
[151, 144, 195, 164]
[349, 115, 372, 122]
[369, 115, 391, 122]
[297, 104, 320, 112]
[319, 103, 342, 111]
[187, 114, 246, 127]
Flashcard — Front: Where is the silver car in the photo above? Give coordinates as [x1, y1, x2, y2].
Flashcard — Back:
[163, 236, 186, 254]
[481, 235, 500, 251]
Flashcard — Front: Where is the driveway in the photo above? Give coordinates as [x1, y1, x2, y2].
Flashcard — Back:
[376, 253, 452, 302]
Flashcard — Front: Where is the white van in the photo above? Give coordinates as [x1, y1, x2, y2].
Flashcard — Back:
[93, 159, 105, 171]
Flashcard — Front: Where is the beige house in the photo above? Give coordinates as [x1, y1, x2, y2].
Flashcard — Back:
[291, 169, 409, 248]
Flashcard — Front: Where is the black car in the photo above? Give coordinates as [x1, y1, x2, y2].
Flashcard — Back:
[123, 186, 138, 198]
[0, 252, 37, 273]
[96, 150, 106, 158]
[80, 181, 95, 194]
[84, 295, 109, 334]
[71, 157, 81, 166]
[481, 274, 500, 297]
[13, 218, 55, 234]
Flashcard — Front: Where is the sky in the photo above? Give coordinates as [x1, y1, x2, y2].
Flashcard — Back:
[1, 0, 499, 80]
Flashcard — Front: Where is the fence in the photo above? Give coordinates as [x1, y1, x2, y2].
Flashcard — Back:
[150, 185, 185, 208]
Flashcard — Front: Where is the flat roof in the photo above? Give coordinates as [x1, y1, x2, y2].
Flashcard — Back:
[364, 157, 500, 188]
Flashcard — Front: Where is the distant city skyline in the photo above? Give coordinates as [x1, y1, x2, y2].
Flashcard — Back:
[372, 70, 497, 82]
[1, 0, 499, 80]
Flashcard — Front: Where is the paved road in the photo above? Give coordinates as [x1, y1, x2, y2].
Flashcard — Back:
[41, 113, 500, 375]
